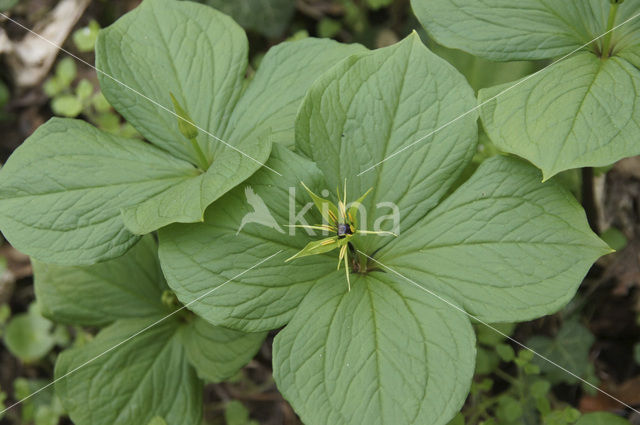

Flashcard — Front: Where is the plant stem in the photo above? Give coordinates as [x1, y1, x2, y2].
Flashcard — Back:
[190, 137, 210, 170]
[602, 1, 622, 59]
[581, 167, 600, 234]
[494, 368, 518, 386]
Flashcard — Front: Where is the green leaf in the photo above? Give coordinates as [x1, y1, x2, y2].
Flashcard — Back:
[51, 95, 83, 117]
[222, 38, 365, 149]
[55, 318, 202, 425]
[0, 118, 200, 265]
[91, 92, 111, 113]
[476, 322, 516, 346]
[600, 226, 627, 251]
[479, 52, 640, 179]
[95, 0, 273, 233]
[530, 379, 551, 398]
[147, 417, 168, 425]
[366, 0, 393, 10]
[317, 18, 342, 38]
[475, 347, 499, 375]
[446, 413, 465, 425]
[72, 20, 100, 52]
[34, 235, 168, 326]
[75, 79, 94, 101]
[295, 33, 478, 252]
[225, 400, 257, 425]
[159, 144, 335, 332]
[1, 0, 363, 264]
[180, 317, 266, 382]
[495, 343, 515, 362]
[496, 396, 522, 423]
[426, 42, 541, 93]
[96, 0, 248, 164]
[273, 273, 476, 425]
[56, 58, 77, 88]
[157, 30, 608, 425]
[576, 412, 630, 425]
[43, 77, 63, 97]
[199, 0, 295, 37]
[3, 304, 56, 362]
[0, 0, 18, 11]
[527, 319, 595, 385]
[381, 156, 610, 322]
[411, 0, 609, 61]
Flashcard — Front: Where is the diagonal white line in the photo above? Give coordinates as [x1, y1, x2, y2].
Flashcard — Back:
[0, 12, 282, 176]
[0, 250, 283, 415]
[358, 249, 640, 415]
[357, 10, 640, 177]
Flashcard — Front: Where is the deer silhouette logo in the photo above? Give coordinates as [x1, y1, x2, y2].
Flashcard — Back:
[236, 186, 284, 235]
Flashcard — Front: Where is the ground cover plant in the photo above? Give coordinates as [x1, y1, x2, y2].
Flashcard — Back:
[412, 0, 640, 179]
[0, 0, 639, 424]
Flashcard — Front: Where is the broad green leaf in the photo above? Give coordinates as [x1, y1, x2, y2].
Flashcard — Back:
[147, 417, 168, 425]
[381, 155, 611, 322]
[426, 41, 542, 92]
[157, 30, 609, 425]
[159, 144, 335, 332]
[1, 0, 364, 264]
[3, 304, 56, 362]
[55, 318, 202, 425]
[527, 319, 595, 385]
[576, 412, 631, 425]
[180, 317, 266, 382]
[96, 0, 272, 235]
[198, 0, 295, 37]
[295, 33, 478, 252]
[222, 38, 366, 149]
[411, 0, 610, 61]
[273, 273, 476, 425]
[34, 235, 168, 326]
[0, 118, 198, 265]
[479, 52, 640, 179]
[96, 0, 248, 164]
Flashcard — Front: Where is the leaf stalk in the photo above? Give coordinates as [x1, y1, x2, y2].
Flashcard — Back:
[189, 137, 210, 171]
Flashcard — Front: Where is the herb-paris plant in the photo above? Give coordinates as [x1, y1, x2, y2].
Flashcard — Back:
[411, 0, 640, 179]
[158, 34, 610, 425]
[0, 0, 363, 265]
[33, 236, 266, 425]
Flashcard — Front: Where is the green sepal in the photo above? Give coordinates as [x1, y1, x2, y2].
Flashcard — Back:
[286, 236, 340, 261]
[347, 187, 372, 227]
[301, 182, 339, 224]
